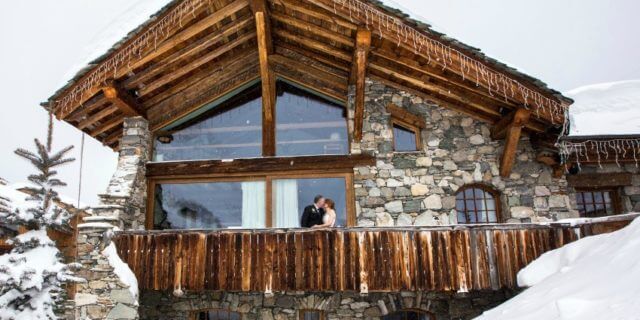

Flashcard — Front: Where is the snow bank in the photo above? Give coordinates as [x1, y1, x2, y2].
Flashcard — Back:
[102, 242, 139, 304]
[476, 216, 640, 320]
[566, 80, 640, 136]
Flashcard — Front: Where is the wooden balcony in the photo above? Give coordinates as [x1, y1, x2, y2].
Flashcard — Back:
[112, 214, 637, 293]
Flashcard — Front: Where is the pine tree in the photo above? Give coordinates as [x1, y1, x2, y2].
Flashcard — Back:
[0, 111, 82, 319]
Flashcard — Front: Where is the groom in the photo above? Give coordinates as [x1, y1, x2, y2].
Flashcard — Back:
[300, 195, 325, 228]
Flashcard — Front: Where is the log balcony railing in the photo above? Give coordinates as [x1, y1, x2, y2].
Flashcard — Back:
[113, 214, 637, 293]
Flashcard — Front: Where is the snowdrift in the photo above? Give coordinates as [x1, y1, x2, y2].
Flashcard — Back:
[476, 215, 640, 320]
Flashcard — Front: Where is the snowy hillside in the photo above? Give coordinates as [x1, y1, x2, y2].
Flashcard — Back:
[476, 215, 640, 320]
[567, 80, 640, 136]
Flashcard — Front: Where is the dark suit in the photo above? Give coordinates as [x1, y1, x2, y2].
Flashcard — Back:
[300, 205, 324, 228]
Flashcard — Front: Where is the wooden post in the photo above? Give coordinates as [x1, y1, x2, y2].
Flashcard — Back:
[492, 108, 531, 177]
[253, 1, 276, 156]
[350, 28, 371, 142]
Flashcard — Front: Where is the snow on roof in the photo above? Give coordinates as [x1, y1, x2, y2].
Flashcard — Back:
[566, 80, 640, 136]
[476, 215, 640, 320]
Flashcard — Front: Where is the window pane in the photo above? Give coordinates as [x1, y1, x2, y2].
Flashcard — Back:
[154, 83, 262, 161]
[276, 81, 348, 156]
[583, 192, 594, 204]
[383, 311, 431, 320]
[456, 187, 498, 224]
[302, 311, 322, 320]
[393, 124, 418, 151]
[154, 181, 265, 229]
[273, 177, 347, 227]
[593, 192, 604, 203]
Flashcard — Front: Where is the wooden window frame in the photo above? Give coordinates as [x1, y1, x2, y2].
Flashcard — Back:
[299, 310, 325, 320]
[455, 184, 502, 224]
[151, 78, 350, 161]
[391, 119, 422, 152]
[386, 103, 425, 153]
[146, 171, 357, 229]
[190, 309, 242, 320]
[574, 187, 622, 217]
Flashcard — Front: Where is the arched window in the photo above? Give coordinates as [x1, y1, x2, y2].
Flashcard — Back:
[382, 310, 434, 320]
[455, 185, 500, 223]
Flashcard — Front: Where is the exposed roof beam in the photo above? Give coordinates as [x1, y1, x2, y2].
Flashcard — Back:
[269, 54, 347, 92]
[271, 12, 354, 47]
[124, 16, 254, 89]
[57, 0, 249, 119]
[139, 31, 256, 97]
[90, 116, 124, 138]
[274, 29, 351, 61]
[252, 0, 276, 157]
[350, 28, 371, 142]
[77, 105, 119, 130]
[102, 80, 144, 117]
[492, 108, 531, 177]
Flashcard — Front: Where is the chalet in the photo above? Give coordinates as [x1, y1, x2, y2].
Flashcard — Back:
[41, 0, 639, 319]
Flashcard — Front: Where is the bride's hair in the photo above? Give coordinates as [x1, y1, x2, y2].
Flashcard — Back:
[325, 198, 335, 210]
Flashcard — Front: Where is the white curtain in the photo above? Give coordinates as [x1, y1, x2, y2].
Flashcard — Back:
[273, 179, 299, 228]
[241, 181, 266, 228]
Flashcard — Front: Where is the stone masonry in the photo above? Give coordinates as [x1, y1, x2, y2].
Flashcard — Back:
[139, 290, 519, 320]
[73, 117, 150, 319]
[349, 79, 576, 227]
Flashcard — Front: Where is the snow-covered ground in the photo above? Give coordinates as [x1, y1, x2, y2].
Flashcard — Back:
[566, 80, 640, 136]
[476, 215, 640, 320]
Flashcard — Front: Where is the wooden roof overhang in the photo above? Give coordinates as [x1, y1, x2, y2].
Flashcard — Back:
[44, 0, 573, 150]
[559, 134, 640, 165]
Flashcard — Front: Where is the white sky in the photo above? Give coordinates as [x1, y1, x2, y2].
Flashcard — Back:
[1, 0, 639, 205]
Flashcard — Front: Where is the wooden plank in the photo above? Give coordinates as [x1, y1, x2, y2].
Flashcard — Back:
[351, 28, 371, 142]
[102, 80, 144, 117]
[146, 154, 375, 178]
[386, 103, 426, 128]
[254, 9, 276, 156]
[567, 173, 633, 188]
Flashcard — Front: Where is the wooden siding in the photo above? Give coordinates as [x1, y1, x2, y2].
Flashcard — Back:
[113, 215, 637, 293]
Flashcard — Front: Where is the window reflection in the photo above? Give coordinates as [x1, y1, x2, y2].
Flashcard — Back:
[272, 177, 347, 228]
[275, 81, 348, 156]
[154, 181, 265, 230]
[455, 186, 499, 224]
[153, 82, 262, 161]
[393, 123, 418, 151]
[382, 311, 432, 320]
[575, 189, 618, 217]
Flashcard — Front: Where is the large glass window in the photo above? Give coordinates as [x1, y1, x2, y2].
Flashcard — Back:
[275, 81, 348, 156]
[455, 185, 500, 224]
[151, 176, 351, 230]
[153, 181, 265, 230]
[575, 189, 620, 217]
[153, 82, 262, 162]
[272, 177, 347, 228]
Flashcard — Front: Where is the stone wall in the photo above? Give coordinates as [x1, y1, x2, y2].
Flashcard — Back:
[349, 79, 575, 227]
[139, 290, 518, 320]
[97, 117, 151, 230]
[72, 117, 150, 319]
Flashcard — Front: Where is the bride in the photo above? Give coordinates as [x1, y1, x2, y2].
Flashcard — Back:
[313, 198, 336, 228]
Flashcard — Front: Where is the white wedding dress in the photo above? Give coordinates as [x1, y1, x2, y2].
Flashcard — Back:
[322, 209, 336, 227]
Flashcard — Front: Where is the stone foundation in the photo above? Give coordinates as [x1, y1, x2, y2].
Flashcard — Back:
[139, 290, 519, 320]
[348, 79, 575, 227]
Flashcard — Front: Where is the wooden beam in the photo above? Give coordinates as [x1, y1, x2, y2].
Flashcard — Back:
[124, 16, 255, 89]
[58, 0, 249, 119]
[269, 54, 348, 92]
[351, 28, 371, 142]
[77, 105, 119, 130]
[89, 116, 124, 138]
[254, 8, 276, 156]
[496, 108, 531, 177]
[146, 154, 376, 178]
[274, 29, 351, 61]
[491, 108, 531, 140]
[102, 80, 144, 117]
[386, 103, 425, 128]
[567, 173, 632, 188]
[271, 12, 354, 47]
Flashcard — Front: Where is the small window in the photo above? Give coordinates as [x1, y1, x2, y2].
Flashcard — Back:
[382, 310, 434, 320]
[392, 121, 420, 152]
[575, 189, 620, 217]
[299, 310, 324, 320]
[455, 185, 500, 224]
[195, 310, 241, 320]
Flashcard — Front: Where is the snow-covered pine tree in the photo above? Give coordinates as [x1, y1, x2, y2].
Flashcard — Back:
[0, 111, 82, 319]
